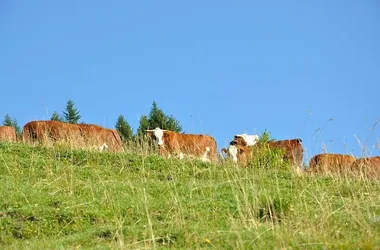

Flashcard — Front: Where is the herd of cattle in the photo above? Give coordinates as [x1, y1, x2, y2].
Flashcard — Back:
[0, 120, 379, 178]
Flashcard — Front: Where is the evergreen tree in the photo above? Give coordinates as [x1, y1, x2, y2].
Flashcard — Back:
[63, 100, 81, 124]
[136, 115, 150, 137]
[51, 111, 64, 122]
[115, 115, 133, 142]
[2, 114, 21, 135]
[146, 101, 182, 132]
[2, 114, 13, 127]
[166, 114, 182, 132]
[259, 129, 275, 144]
[12, 118, 21, 136]
[148, 101, 167, 129]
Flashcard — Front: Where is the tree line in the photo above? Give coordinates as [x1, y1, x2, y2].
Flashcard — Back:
[2, 100, 182, 142]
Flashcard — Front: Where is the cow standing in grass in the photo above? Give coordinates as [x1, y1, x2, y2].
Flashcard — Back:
[22, 120, 83, 146]
[146, 127, 218, 162]
[22, 120, 123, 152]
[350, 156, 380, 178]
[222, 135, 303, 172]
[78, 123, 123, 152]
[308, 153, 356, 175]
[0, 126, 17, 142]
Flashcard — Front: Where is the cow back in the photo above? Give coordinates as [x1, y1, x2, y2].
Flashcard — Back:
[267, 139, 304, 168]
[22, 120, 83, 146]
[78, 124, 123, 152]
[0, 126, 17, 142]
[350, 156, 380, 178]
[309, 153, 356, 174]
[162, 131, 217, 161]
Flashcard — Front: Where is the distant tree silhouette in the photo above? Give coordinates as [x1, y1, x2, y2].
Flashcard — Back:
[50, 111, 64, 122]
[63, 100, 81, 124]
[115, 115, 133, 142]
[136, 115, 150, 138]
[2, 114, 21, 136]
[146, 101, 182, 132]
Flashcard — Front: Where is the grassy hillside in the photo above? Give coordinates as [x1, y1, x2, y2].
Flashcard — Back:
[0, 142, 379, 249]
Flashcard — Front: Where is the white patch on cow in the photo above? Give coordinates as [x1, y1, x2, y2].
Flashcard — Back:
[228, 145, 238, 162]
[99, 143, 108, 152]
[200, 147, 211, 162]
[152, 127, 164, 146]
[179, 152, 185, 159]
[235, 134, 259, 146]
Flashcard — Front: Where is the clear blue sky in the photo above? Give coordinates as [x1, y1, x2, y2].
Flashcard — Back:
[1, 1, 379, 162]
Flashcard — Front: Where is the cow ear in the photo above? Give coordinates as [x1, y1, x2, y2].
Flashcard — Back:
[221, 148, 227, 154]
[163, 133, 170, 138]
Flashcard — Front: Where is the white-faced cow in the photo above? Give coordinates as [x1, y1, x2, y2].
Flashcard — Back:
[146, 127, 218, 162]
[222, 137, 303, 172]
[233, 134, 259, 146]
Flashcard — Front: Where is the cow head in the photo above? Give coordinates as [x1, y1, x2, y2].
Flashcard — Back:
[222, 140, 250, 166]
[146, 127, 166, 146]
[234, 134, 259, 146]
[221, 140, 240, 162]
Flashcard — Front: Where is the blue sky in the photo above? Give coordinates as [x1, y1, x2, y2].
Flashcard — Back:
[1, 1, 379, 161]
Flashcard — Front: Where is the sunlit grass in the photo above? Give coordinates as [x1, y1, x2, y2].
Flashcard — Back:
[0, 142, 379, 249]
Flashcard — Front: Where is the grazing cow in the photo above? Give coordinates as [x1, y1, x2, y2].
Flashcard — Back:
[350, 156, 380, 178]
[233, 134, 259, 146]
[0, 126, 17, 142]
[221, 140, 251, 167]
[221, 138, 303, 171]
[78, 124, 123, 152]
[22, 120, 83, 146]
[308, 153, 356, 174]
[22, 120, 123, 152]
[266, 139, 304, 170]
[146, 127, 218, 162]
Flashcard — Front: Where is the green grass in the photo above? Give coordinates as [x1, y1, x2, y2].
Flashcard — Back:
[0, 142, 379, 249]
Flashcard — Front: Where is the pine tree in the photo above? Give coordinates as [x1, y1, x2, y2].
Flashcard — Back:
[148, 101, 167, 129]
[63, 100, 81, 124]
[12, 118, 21, 136]
[146, 101, 182, 132]
[136, 115, 150, 137]
[115, 115, 133, 142]
[166, 114, 182, 132]
[2, 114, 21, 135]
[2, 114, 13, 127]
[51, 111, 64, 122]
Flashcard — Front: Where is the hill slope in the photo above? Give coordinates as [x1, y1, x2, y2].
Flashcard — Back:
[0, 142, 379, 249]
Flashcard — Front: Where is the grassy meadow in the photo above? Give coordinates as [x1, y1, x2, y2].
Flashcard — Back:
[0, 141, 379, 249]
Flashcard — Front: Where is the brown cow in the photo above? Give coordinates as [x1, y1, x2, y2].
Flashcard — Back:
[78, 123, 123, 152]
[350, 156, 380, 178]
[22, 120, 123, 152]
[222, 138, 303, 171]
[233, 134, 259, 146]
[308, 153, 356, 175]
[266, 139, 304, 170]
[221, 140, 251, 167]
[146, 127, 218, 162]
[0, 126, 17, 142]
[22, 120, 83, 146]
